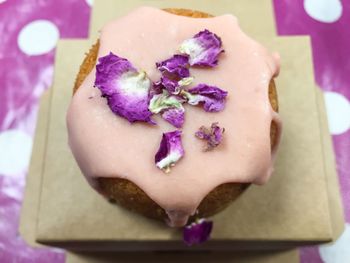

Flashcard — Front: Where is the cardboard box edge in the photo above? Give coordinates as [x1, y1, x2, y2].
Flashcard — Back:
[315, 86, 345, 240]
[19, 88, 53, 248]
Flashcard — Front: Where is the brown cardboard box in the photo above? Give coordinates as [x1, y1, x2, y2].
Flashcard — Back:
[20, 0, 343, 257]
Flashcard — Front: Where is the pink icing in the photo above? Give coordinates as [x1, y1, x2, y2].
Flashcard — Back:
[66, 6, 282, 227]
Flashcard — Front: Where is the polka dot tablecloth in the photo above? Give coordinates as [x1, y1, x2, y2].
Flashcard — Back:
[0, 0, 349, 262]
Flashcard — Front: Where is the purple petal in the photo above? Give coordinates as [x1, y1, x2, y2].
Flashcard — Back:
[162, 107, 185, 128]
[149, 91, 184, 114]
[195, 122, 224, 151]
[94, 52, 154, 124]
[156, 54, 190, 78]
[183, 219, 213, 246]
[149, 91, 186, 128]
[155, 130, 184, 172]
[155, 55, 193, 95]
[151, 80, 164, 96]
[95, 52, 136, 96]
[195, 129, 211, 141]
[106, 93, 154, 125]
[183, 84, 228, 112]
[158, 76, 194, 95]
[160, 77, 179, 94]
[180, 29, 224, 67]
[212, 123, 223, 143]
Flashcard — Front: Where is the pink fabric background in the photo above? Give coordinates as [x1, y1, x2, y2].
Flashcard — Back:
[0, 0, 348, 262]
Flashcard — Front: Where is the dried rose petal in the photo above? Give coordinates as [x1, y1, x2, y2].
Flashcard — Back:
[149, 90, 185, 113]
[155, 55, 193, 95]
[149, 90, 185, 128]
[95, 52, 154, 124]
[195, 122, 224, 151]
[156, 54, 190, 78]
[212, 124, 223, 143]
[195, 128, 210, 141]
[179, 29, 224, 67]
[162, 107, 185, 128]
[157, 76, 194, 95]
[182, 84, 228, 112]
[183, 218, 213, 246]
[155, 130, 184, 173]
[151, 80, 164, 96]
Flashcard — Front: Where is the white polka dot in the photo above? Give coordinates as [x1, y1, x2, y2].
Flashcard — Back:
[0, 0, 7, 4]
[85, 0, 94, 7]
[0, 130, 33, 175]
[18, 20, 59, 56]
[304, 0, 343, 23]
[319, 223, 350, 263]
[324, 92, 350, 135]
